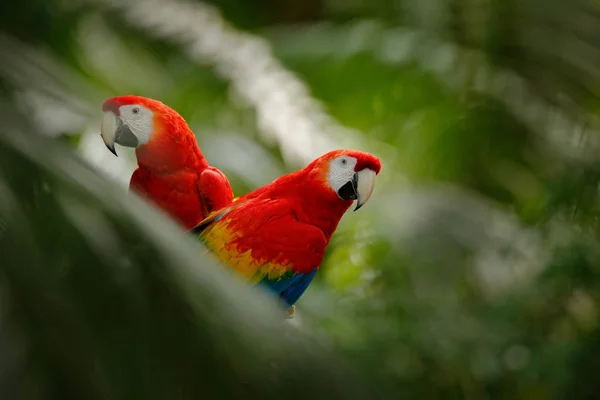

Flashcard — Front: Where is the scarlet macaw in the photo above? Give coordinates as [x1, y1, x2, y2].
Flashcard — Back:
[100, 95, 234, 229]
[191, 149, 381, 317]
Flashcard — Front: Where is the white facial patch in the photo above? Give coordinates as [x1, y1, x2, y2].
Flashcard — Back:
[327, 156, 358, 194]
[118, 104, 154, 145]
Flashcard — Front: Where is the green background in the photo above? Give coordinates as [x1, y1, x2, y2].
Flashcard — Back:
[2, 0, 600, 398]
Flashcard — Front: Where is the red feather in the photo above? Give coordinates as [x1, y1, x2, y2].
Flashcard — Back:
[194, 149, 382, 282]
[107, 95, 234, 229]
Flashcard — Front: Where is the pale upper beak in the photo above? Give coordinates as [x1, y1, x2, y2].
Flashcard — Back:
[101, 111, 119, 156]
[336, 168, 378, 211]
[354, 168, 377, 211]
[100, 111, 140, 157]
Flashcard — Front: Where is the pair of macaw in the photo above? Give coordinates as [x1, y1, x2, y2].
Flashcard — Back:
[100, 95, 381, 318]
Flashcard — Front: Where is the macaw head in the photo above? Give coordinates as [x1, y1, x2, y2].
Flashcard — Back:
[100, 95, 175, 157]
[310, 149, 382, 211]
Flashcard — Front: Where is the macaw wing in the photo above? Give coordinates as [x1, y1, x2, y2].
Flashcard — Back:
[190, 198, 327, 306]
[197, 166, 234, 216]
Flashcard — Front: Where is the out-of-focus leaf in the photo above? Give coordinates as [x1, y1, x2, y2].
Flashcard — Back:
[56, 133, 83, 149]
[4, 0, 600, 397]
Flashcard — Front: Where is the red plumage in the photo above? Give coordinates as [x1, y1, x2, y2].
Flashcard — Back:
[193, 149, 382, 309]
[103, 95, 234, 229]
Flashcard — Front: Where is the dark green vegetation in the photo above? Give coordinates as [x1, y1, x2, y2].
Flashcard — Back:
[2, 0, 600, 398]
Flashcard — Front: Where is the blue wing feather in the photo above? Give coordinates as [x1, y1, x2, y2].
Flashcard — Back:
[189, 206, 232, 235]
[191, 199, 323, 308]
[256, 269, 318, 307]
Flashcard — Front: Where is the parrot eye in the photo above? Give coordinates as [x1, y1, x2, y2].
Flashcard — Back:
[341, 158, 347, 165]
[132, 107, 140, 114]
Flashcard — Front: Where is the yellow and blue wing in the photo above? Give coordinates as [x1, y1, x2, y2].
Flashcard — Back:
[190, 199, 326, 306]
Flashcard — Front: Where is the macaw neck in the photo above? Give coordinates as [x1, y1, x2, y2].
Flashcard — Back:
[135, 127, 208, 174]
[265, 169, 353, 241]
[301, 190, 352, 241]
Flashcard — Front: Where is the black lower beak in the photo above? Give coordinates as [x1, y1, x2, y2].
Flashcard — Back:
[337, 173, 358, 201]
[114, 119, 139, 148]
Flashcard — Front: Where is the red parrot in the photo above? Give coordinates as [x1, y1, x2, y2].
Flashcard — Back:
[100, 95, 233, 230]
[191, 149, 381, 317]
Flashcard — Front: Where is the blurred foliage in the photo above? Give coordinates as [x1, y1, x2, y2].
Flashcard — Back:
[2, 0, 600, 398]
[0, 103, 373, 399]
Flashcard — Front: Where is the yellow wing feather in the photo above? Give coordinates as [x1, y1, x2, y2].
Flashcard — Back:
[199, 217, 292, 283]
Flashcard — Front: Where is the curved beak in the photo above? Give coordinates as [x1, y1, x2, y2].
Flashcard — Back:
[336, 168, 378, 211]
[353, 168, 377, 211]
[100, 111, 139, 157]
[101, 112, 119, 156]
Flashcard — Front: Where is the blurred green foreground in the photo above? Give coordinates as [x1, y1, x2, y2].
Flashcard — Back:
[2, 0, 600, 398]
